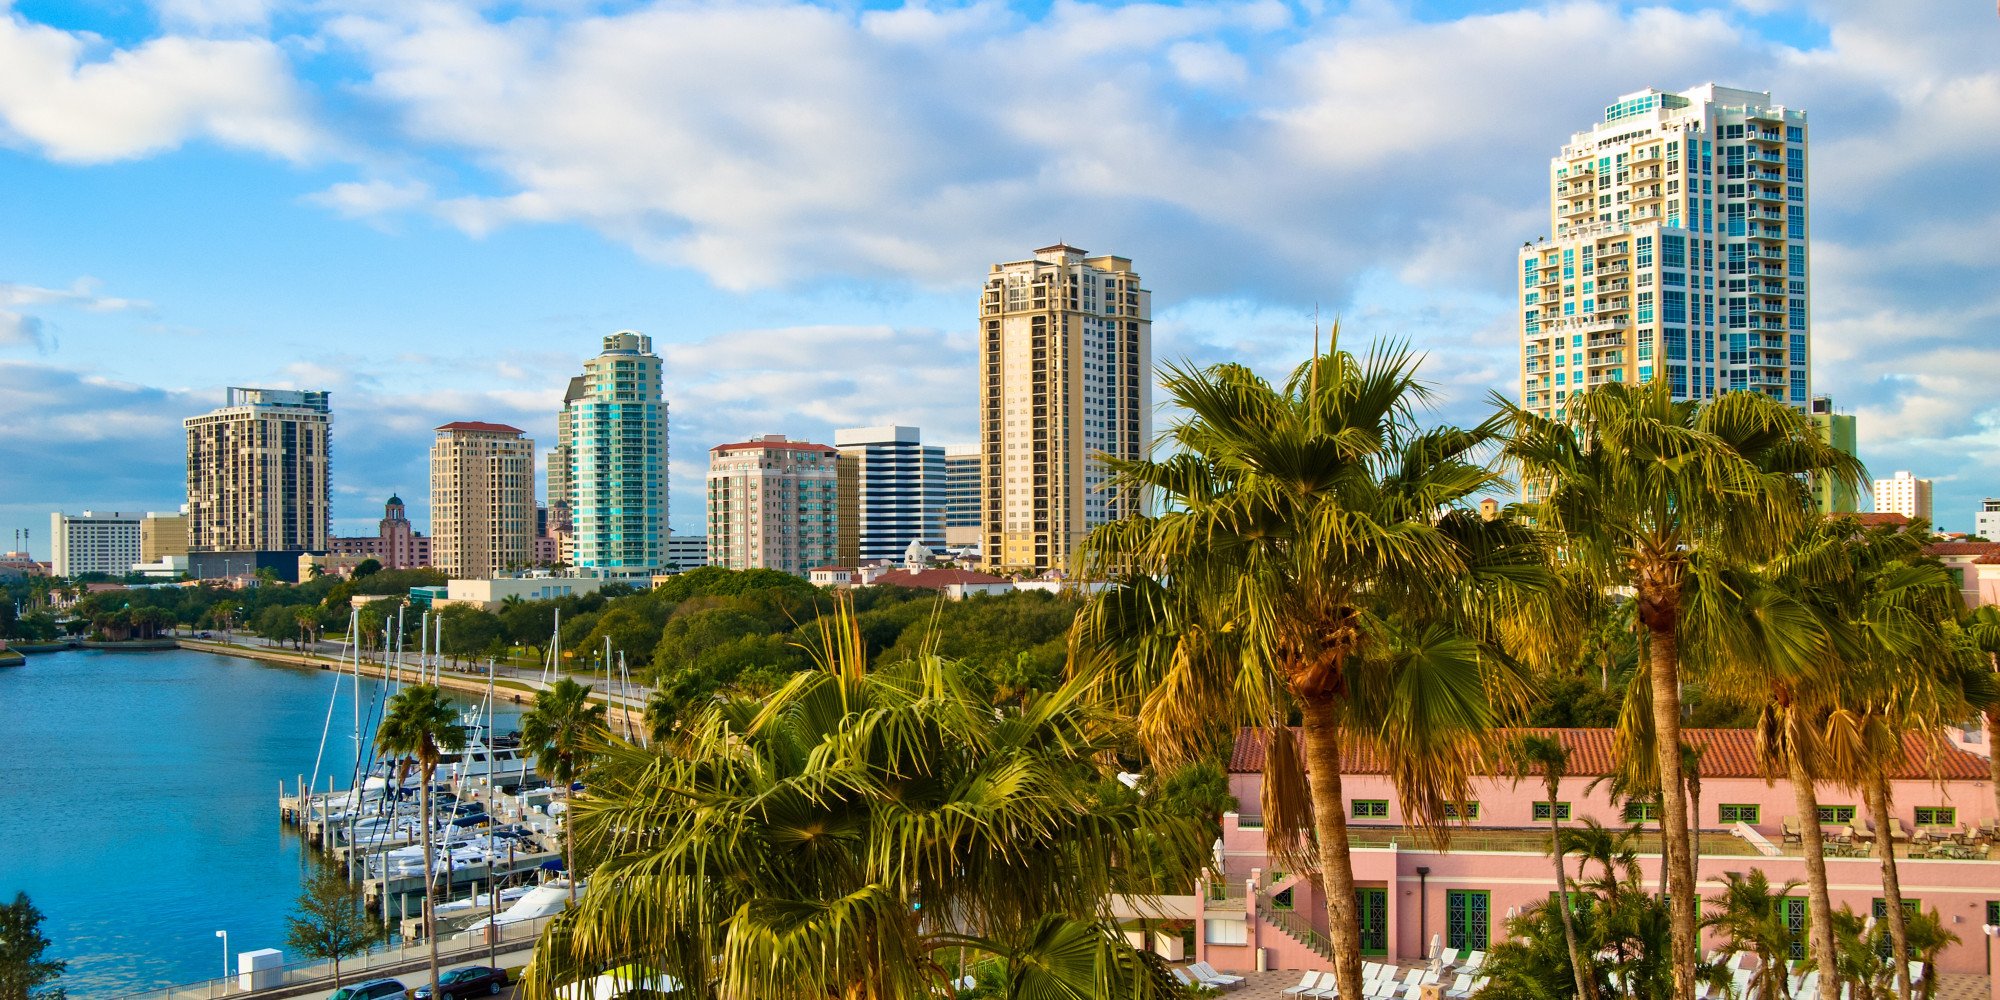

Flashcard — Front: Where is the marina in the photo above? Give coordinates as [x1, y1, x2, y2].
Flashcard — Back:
[0, 646, 539, 999]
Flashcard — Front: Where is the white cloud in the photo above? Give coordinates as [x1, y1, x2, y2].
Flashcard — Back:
[0, 9, 318, 163]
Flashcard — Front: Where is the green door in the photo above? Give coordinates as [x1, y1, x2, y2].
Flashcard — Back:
[1447, 890, 1490, 951]
[1783, 898, 1807, 961]
[1355, 889, 1387, 955]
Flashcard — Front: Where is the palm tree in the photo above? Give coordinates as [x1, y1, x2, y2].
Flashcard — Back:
[1703, 870, 1803, 1000]
[518, 678, 606, 906]
[1894, 906, 1960, 1000]
[522, 602, 1202, 1000]
[1499, 380, 1865, 999]
[1965, 606, 2000, 827]
[375, 685, 467, 999]
[1506, 734, 1593, 1000]
[1074, 336, 1556, 1000]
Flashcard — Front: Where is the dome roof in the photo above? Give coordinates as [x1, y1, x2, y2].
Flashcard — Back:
[386, 494, 404, 507]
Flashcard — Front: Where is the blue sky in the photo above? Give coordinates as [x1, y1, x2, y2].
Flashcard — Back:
[1, 0, 1996, 552]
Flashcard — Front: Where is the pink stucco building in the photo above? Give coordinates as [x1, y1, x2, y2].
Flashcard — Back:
[1192, 727, 2000, 975]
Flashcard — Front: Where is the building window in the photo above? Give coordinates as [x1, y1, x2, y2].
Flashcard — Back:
[1532, 801, 1572, 821]
[1663, 234, 1686, 268]
[1719, 804, 1761, 824]
[1914, 807, 1956, 826]
[1817, 805, 1856, 823]
[1352, 799, 1390, 819]
[1623, 801, 1661, 822]
[1443, 802, 1480, 820]
[1204, 918, 1247, 946]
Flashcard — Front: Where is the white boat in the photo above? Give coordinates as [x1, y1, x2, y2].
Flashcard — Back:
[439, 724, 536, 783]
[465, 881, 580, 930]
[434, 886, 535, 916]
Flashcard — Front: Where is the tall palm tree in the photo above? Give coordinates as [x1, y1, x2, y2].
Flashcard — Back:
[1506, 734, 1593, 1000]
[518, 678, 606, 905]
[1499, 380, 1864, 999]
[375, 685, 466, 999]
[1075, 335, 1556, 1000]
[523, 602, 1201, 1000]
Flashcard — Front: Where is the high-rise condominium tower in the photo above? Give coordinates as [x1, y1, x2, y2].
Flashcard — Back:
[565, 332, 668, 576]
[184, 387, 331, 555]
[705, 435, 842, 575]
[978, 245, 1151, 572]
[834, 425, 945, 563]
[545, 375, 588, 554]
[430, 422, 536, 578]
[1518, 85, 1810, 416]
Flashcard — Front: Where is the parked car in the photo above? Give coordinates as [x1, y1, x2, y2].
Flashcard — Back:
[413, 966, 510, 999]
[329, 979, 410, 1000]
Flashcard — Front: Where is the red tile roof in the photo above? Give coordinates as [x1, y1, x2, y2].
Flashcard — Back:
[1926, 542, 2000, 557]
[709, 440, 838, 454]
[435, 421, 525, 435]
[1840, 512, 1910, 527]
[875, 567, 1009, 589]
[1227, 727, 1989, 781]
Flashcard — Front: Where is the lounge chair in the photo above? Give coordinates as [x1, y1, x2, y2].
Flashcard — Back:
[1887, 817, 1912, 843]
[1191, 962, 1244, 989]
[1457, 951, 1486, 974]
[1908, 961, 1924, 984]
[1432, 947, 1460, 972]
[1782, 815, 1803, 843]
[1282, 971, 1325, 996]
[1394, 970, 1426, 998]
[1443, 975, 1476, 998]
[1303, 973, 1340, 1000]
[1361, 962, 1383, 981]
[1171, 968, 1219, 993]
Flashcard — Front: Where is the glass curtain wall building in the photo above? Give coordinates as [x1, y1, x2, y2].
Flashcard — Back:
[565, 332, 668, 577]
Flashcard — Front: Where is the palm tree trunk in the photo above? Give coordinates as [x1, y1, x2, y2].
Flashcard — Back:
[1300, 698, 1364, 1000]
[1643, 621, 1698, 1000]
[421, 764, 441, 999]
[1865, 772, 1912, 1000]
[1786, 749, 1841, 997]
[1549, 786, 1594, 1000]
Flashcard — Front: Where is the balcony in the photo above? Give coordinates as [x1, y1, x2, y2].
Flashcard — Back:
[1587, 335, 1627, 348]
[1598, 260, 1631, 274]
[1629, 148, 1662, 165]
[1562, 201, 1595, 217]
[1599, 279, 1629, 293]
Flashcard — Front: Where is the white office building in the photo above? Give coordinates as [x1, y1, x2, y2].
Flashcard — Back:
[50, 511, 144, 578]
[834, 425, 945, 563]
[1874, 471, 1933, 522]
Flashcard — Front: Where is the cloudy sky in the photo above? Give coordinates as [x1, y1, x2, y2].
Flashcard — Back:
[0, 0, 1995, 550]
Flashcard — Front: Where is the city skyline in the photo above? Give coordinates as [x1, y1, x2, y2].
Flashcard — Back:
[1, 1, 1996, 544]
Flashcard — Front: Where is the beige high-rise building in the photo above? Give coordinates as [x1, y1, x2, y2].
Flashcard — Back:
[1518, 85, 1810, 416]
[978, 245, 1152, 572]
[430, 422, 536, 578]
[545, 375, 588, 557]
[1874, 470, 1933, 522]
[184, 387, 331, 555]
[705, 435, 843, 575]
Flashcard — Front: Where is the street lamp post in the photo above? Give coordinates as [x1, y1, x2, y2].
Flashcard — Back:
[215, 929, 229, 981]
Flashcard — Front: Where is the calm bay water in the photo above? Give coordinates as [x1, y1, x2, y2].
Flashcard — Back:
[0, 648, 520, 999]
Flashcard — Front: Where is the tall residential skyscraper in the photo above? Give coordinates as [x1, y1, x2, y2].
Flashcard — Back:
[943, 443, 982, 547]
[1518, 85, 1810, 416]
[705, 435, 842, 575]
[834, 425, 945, 563]
[978, 245, 1152, 572]
[1809, 395, 1858, 514]
[49, 511, 143, 577]
[184, 387, 331, 556]
[546, 375, 588, 554]
[430, 422, 536, 578]
[565, 332, 669, 576]
[1874, 471, 1933, 522]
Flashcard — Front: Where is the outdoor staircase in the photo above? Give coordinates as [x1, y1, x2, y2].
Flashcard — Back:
[1255, 877, 1337, 963]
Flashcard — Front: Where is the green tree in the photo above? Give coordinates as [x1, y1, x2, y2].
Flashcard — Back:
[438, 606, 505, 666]
[1506, 735, 1593, 1000]
[518, 678, 606, 906]
[1500, 380, 1865, 1000]
[284, 863, 386, 988]
[0, 893, 65, 1000]
[521, 604, 1201, 1000]
[353, 559, 382, 578]
[1075, 336, 1555, 1000]
[1703, 870, 1801, 1000]
[375, 685, 467, 998]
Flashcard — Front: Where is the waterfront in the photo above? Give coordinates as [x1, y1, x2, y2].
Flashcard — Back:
[0, 647, 521, 999]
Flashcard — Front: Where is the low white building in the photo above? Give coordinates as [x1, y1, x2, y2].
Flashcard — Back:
[443, 576, 610, 609]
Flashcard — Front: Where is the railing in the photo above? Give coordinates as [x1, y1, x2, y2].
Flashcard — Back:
[1260, 901, 1336, 962]
[1205, 882, 1248, 912]
[105, 915, 558, 1000]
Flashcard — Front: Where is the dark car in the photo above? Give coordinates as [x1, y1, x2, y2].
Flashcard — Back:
[329, 980, 409, 1000]
[413, 966, 509, 1000]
